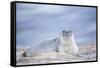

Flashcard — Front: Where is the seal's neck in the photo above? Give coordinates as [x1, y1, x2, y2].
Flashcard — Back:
[60, 34, 75, 45]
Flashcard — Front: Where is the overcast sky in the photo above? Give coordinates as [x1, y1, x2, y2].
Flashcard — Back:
[16, 3, 96, 47]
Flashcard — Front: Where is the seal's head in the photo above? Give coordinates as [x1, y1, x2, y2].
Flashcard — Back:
[62, 30, 72, 39]
[62, 30, 73, 40]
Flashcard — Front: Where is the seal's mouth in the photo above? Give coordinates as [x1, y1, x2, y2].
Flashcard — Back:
[62, 30, 72, 37]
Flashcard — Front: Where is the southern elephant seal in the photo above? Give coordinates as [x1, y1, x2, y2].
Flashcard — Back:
[25, 30, 79, 57]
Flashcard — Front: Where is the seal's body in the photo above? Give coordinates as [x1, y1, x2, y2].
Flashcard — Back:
[26, 38, 64, 57]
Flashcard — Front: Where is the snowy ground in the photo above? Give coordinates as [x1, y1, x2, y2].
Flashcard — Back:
[16, 43, 96, 65]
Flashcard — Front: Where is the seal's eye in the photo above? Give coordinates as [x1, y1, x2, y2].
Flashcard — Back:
[62, 30, 66, 33]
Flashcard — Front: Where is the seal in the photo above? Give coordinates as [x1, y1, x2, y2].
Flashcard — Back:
[24, 30, 79, 57]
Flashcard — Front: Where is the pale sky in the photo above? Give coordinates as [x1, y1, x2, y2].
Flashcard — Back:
[16, 3, 96, 47]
